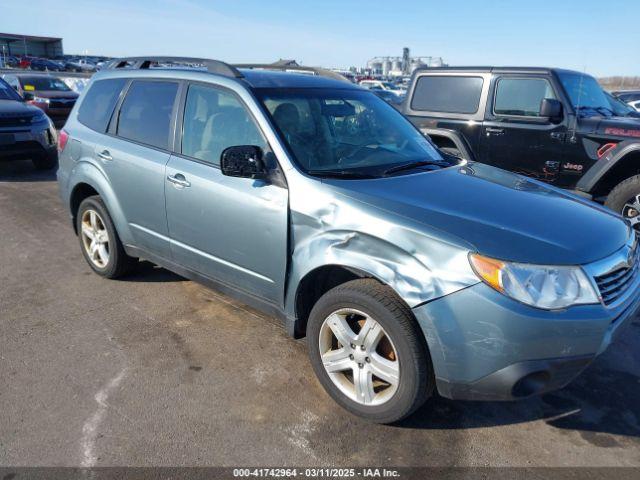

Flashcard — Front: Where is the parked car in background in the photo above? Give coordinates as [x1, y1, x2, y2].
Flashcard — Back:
[359, 79, 406, 97]
[4, 56, 20, 68]
[612, 90, 640, 105]
[0, 77, 58, 169]
[403, 67, 640, 226]
[29, 58, 65, 72]
[605, 91, 640, 118]
[64, 58, 97, 73]
[18, 57, 32, 69]
[2, 73, 79, 128]
[58, 57, 640, 423]
[629, 100, 640, 113]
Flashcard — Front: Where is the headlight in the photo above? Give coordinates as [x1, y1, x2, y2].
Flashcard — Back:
[469, 253, 599, 310]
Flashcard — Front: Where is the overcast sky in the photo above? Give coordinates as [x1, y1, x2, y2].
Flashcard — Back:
[3, 0, 639, 76]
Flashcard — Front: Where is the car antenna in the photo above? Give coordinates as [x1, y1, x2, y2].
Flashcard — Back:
[570, 66, 586, 143]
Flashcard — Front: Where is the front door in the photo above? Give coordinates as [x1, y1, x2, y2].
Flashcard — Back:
[165, 83, 289, 304]
[481, 76, 570, 186]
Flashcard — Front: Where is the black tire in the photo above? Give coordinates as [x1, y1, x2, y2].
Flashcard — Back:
[76, 196, 136, 278]
[32, 151, 58, 171]
[307, 278, 434, 423]
[605, 174, 640, 225]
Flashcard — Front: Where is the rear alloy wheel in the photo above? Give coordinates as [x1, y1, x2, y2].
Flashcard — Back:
[76, 196, 136, 278]
[605, 174, 640, 231]
[307, 279, 433, 423]
[80, 209, 110, 269]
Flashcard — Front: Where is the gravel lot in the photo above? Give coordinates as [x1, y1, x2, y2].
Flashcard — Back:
[1, 159, 640, 467]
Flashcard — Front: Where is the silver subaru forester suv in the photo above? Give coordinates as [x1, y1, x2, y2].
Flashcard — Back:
[57, 57, 640, 423]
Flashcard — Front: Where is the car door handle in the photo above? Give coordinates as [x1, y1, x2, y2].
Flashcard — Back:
[485, 127, 505, 136]
[167, 173, 191, 188]
[97, 150, 112, 161]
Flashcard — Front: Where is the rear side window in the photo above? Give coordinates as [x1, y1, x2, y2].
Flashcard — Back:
[78, 79, 127, 132]
[411, 76, 483, 113]
[494, 78, 556, 117]
[116, 80, 179, 150]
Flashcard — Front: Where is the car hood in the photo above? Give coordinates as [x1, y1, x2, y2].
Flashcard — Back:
[0, 99, 40, 116]
[324, 162, 630, 265]
[596, 116, 640, 138]
[33, 90, 78, 100]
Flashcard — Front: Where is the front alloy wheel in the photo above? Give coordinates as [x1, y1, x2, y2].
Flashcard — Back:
[307, 279, 433, 423]
[319, 308, 400, 406]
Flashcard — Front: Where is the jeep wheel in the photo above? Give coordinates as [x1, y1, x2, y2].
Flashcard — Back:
[307, 279, 433, 423]
[77, 196, 136, 278]
[605, 175, 640, 230]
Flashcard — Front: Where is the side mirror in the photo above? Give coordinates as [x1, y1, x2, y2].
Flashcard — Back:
[220, 145, 267, 179]
[22, 91, 34, 101]
[540, 98, 563, 123]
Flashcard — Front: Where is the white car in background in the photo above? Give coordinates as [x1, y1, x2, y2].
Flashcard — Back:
[629, 100, 640, 112]
[359, 79, 406, 97]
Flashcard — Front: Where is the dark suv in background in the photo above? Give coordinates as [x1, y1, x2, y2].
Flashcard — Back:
[402, 67, 640, 227]
[0, 77, 58, 170]
[2, 74, 79, 128]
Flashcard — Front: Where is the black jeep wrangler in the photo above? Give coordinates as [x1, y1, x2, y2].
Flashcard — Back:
[402, 67, 640, 226]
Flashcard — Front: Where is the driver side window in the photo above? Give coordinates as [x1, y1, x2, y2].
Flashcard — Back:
[494, 77, 556, 117]
[181, 84, 267, 167]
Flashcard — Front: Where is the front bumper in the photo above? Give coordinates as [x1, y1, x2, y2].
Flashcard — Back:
[0, 122, 57, 161]
[413, 281, 640, 401]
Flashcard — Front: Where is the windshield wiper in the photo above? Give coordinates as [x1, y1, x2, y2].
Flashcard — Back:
[383, 159, 451, 175]
[307, 169, 378, 179]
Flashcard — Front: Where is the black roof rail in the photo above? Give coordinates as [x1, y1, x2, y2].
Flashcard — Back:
[233, 64, 350, 83]
[107, 56, 243, 78]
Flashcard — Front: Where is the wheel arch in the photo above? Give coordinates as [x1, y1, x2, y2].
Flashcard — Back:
[67, 163, 134, 244]
[421, 128, 475, 161]
[292, 264, 384, 338]
[579, 143, 640, 198]
[285, 230, 478, 338]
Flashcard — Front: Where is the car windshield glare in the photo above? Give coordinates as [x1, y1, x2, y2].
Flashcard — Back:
[21, 77, 71, 92]
[258, 88, 444, 176]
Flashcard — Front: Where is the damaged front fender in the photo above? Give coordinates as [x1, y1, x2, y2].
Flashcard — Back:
[284, 184, 480, 320]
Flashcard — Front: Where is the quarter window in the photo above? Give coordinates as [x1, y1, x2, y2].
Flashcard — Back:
[411, 76, 484, 114]
[78, 78, 127, 132]
[116, 80, 178, 150]
[181, 84, 266, 166]
[494, 78, 556, 117]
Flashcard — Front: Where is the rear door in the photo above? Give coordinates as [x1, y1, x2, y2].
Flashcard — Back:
[94, 79, 179, 258]
[482, 75, 570, 185]
[165, 82, 289, 303]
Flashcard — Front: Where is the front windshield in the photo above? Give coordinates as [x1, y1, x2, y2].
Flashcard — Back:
[258, 88, 446, 175]
[0, 78, 22, 101]
[20, 76, 71, 92]
[557, 71, 611, 116]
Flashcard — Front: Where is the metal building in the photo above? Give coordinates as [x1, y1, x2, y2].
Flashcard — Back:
[0, 32, 64, 58]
